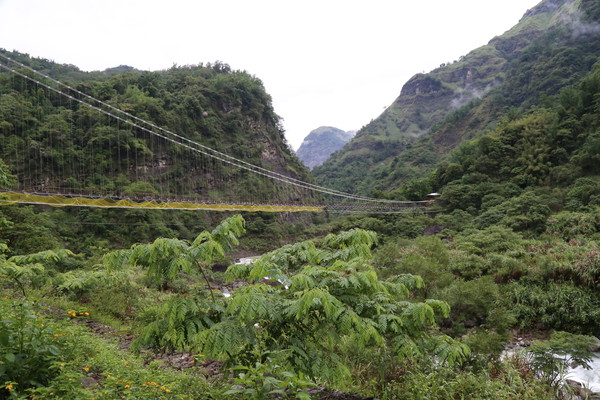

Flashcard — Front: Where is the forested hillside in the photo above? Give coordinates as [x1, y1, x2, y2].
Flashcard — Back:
[314, 0, 600, 195]
[0, 50, 313, 254]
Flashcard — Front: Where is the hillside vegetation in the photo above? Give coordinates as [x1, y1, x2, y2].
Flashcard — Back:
[1, 67, 599, 397]
[0, 50, 314, 254]
[314, 0, 600, 195]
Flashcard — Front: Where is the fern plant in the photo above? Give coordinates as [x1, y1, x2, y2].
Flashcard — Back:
[105, 214, 245, 290]
[135, 228, 470, 385]
[1, 249, 75, 297]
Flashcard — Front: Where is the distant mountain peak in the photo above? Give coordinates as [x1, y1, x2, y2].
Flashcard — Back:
[296, 127, 355, 170]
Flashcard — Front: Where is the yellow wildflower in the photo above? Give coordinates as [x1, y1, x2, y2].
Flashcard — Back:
[124, 385, 130, 389]
[83, 365, 90, 372]
[5, 384, 13, 390]
[54, 334, 59, 338]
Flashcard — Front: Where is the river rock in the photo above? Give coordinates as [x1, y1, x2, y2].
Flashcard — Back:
[590, 337, 600, 352]
[565, 379, 600, 399]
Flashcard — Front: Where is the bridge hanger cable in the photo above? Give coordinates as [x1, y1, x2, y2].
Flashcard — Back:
[0, 54, 424, 205]
[0, 62, 342, 198]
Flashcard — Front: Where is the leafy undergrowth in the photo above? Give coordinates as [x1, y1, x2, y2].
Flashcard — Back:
[0, 297, 218, 400]
[0, 214, 593, 399]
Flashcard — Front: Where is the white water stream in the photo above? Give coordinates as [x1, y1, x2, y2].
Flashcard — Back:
[566, 352, 600, 392]
[235, 257, 259, 265]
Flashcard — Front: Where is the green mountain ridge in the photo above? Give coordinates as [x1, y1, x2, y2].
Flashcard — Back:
[314, 0, 600, 195]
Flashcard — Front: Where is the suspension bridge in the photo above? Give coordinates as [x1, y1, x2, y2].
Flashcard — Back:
[0, 53, 429, 214]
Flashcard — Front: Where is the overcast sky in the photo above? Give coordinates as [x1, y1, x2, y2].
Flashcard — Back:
[0, 0, 541, 149]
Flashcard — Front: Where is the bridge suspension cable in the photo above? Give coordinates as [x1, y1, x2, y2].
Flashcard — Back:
[0, 53, 428, 213]
[0, 54, 417, 204]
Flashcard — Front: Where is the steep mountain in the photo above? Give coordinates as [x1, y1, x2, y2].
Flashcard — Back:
[314, 0, 600, 195]
[0, 52, 310, 200]
[0, 51, 313, 252]
[295, 126, 355, 169]
[412, 64, 600, 226]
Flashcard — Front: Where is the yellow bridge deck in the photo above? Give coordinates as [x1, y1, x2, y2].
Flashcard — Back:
[0, 192, 324, 213]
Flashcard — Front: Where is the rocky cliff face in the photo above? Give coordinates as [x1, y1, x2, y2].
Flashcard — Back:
[314, 0, 600, 194]
[296, 127, 355, 170]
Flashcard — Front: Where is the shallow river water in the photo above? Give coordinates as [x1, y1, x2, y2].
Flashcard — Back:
[566, 352, 600, 392]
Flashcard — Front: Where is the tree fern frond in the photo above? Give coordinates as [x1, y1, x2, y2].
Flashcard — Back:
[9, 249, 72, 266]
[227, 284, 276, 322]
[381, 280, 410, 299]
[393, 335, 423, 361]
[425, 299, 451, 318]
[260, 240, 324, 272]
[289, 288, 344, 320]
[198, 319, 254, 359]
[429, 334, 471, 366]
[225, 261, 253, 282]
[134, 297, 218, 353]
[209, 214, 245, 252]
[289, 273, 317, 291]
[248, 260, 284, 283]
[190, 239, 225, 265]
[377, 313, 404, 334]
[322, 229, 378, 251]
[388, 274, 425, 290]
[306, 353, 351, 383]
[191, 231, 212, 247]
[401, 302, 436, 333]
[102, 249, 131, 271]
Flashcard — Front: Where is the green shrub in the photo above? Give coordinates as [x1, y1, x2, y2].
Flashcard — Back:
[503, 282, 600, 335]
[545, 210, 600, 240]
[436, 277, 500, 334]
[379, 359, 552, 400]
[375, 237, 454, 296]
[454, 226, 525, 255]
[0, 298, 71, 396]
